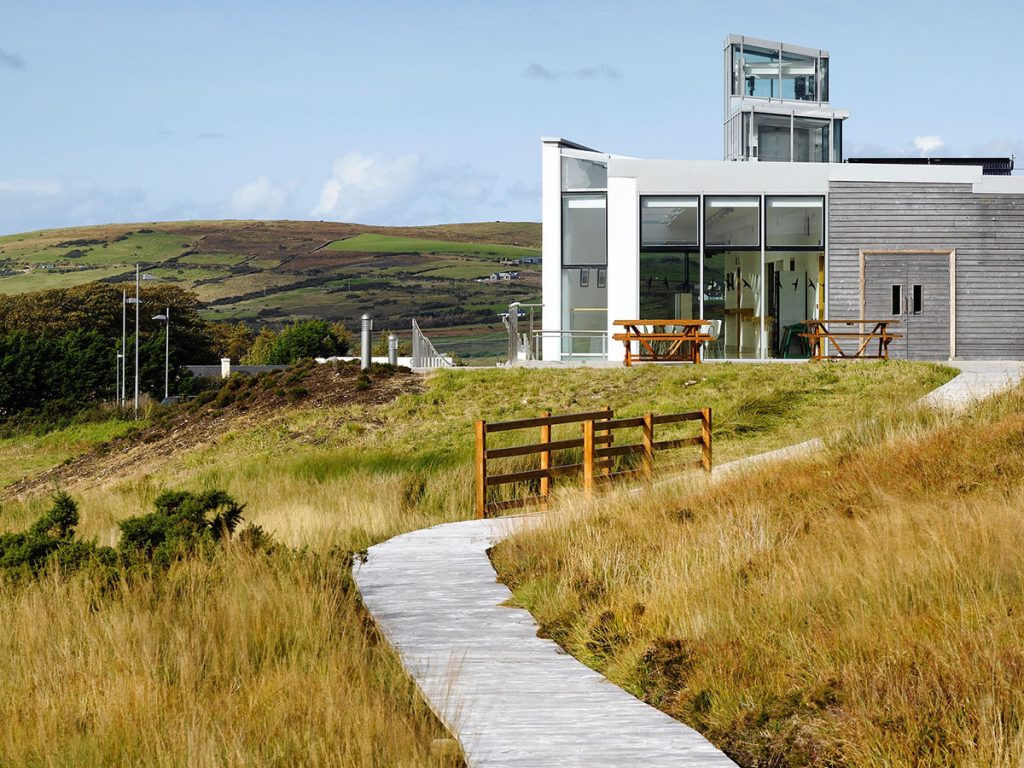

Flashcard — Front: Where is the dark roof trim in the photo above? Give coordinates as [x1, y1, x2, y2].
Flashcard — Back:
[848, 157, 1015, 176]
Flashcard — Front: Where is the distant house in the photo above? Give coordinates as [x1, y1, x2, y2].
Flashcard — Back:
[499, 258, 522, 266]
[522, 256, 542, 265]
[489, 271, 521, 281]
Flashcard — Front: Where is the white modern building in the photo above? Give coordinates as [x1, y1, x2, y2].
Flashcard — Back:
[540, 35, 1024, 362]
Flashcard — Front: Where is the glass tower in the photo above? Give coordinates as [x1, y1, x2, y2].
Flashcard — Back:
[724, 35, 849, 163]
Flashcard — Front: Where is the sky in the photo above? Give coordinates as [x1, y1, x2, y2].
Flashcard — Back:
[1, 0, 1022, 234]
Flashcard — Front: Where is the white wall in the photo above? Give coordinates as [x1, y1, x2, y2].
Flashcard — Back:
[541, 140, 563, 361]
[606, 175, 638, 363]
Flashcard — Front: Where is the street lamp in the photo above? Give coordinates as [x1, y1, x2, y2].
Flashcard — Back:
[130, 264, 158, 419]
[152, 307, 170, 402]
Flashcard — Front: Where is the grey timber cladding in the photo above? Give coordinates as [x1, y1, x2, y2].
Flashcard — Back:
[828, 181, 1024, 359]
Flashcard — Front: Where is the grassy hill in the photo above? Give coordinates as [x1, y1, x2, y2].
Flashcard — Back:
[0, 219, 542, 361]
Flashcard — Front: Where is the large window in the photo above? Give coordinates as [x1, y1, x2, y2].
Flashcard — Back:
[765, 197, 824, 247]
[640, 252, 699, 320]
[704, 197, 759, 247]
[729, 42, 828, 103]
[561, 268, 607, 356]
[753, 114, 792, 162]
[561, 193, 606, 266]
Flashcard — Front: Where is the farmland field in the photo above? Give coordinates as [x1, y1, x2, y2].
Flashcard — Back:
[0, 220, 542, 361]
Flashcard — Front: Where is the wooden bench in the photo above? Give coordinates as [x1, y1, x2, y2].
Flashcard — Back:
[612, 320, 713, 366]
[800, 319, 903, 360]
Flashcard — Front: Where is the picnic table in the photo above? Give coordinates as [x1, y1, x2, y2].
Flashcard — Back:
[612, 320, 713, 366]
[800, 319, 902, 360]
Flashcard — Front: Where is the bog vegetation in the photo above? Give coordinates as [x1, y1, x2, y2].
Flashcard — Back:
[0, 359, 953, 766]
[493, 382, 1024, 767]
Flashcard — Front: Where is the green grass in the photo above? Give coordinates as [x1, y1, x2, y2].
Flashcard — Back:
[0, 418, 139, 490]
[0, 267, 129, 294]
[326, 233, 541, 259]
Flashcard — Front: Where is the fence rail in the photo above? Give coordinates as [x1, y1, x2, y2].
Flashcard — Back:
[474, 407, 711, 518]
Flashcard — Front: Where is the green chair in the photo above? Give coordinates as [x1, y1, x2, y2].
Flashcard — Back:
[780, 322, 810, 358]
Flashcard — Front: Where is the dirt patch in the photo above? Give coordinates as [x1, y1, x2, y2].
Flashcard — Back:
[6, 362, 424, 499]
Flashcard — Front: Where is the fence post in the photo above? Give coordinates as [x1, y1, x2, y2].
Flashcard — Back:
[582, 418, 595, 500]
[539, 411, 551, 510]
[475, 420, 487, 518]
[642, 412, 654, 481]
[701, 408, 712, 473]
[600, 405, 613, 476]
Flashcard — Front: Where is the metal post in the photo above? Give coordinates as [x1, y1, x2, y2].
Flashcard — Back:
[121, 289, 127, 408]
[387, 333, 398, 365]
[360, 314, 373, 371]
[163, 306, 170, 402]
[134, 264, 140, 419]
[508, 302, 519, 364]
[115, 351, 121, 406]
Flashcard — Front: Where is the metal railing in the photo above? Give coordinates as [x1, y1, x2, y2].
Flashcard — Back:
[411, 319, 453, 369]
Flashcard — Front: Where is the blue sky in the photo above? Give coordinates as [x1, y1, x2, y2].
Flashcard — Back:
[1, 0, 1021, 234]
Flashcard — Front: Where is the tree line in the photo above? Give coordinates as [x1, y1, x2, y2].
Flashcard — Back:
[0, 282, 384, 424]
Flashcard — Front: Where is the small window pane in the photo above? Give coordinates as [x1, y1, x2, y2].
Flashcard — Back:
[640, 252, 699, 320]
[781, 50, 818, 101]
[832, 120, 842, 162]
[754, 113, 791, 162]
[737, 44, 779, 98]
[891, 285, 902, 316]
[820, 57, 829, 102]
[766, 197, 824, 247]
[561, 156, 607, 191]
[641, 197, 699, 247]
[562, 193, 606, 266]
[793, 116, 830, 163]
[913, 284, 922, 314]
[704, 197, 759, 247]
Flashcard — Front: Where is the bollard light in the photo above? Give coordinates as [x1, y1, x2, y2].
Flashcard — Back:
[361, 314, 373, 371]
[387, 333, 399, 366]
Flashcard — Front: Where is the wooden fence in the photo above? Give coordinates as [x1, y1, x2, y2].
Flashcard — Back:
[474, 407, 712, 518]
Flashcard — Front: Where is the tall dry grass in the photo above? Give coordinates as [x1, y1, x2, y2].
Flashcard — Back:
[0, 547, 459, 767]
[0, 362, 954, 765]
[494, 385, 1024, 767]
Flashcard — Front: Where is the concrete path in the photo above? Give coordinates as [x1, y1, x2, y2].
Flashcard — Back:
[354, 360, 1024, 766]
[919, 361, 1024, 410]
[354, 516, 738, 767]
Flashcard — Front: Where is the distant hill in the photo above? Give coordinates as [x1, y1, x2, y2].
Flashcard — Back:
[0, 220, 542, 360]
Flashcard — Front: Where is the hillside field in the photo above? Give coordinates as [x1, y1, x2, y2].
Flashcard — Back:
[0, 220, 542, 361]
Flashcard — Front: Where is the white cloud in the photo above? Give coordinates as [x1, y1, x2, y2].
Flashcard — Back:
[308, 150, 537, 225]
[913, 135, 945, 156]
[229, 175, 297, 218]
[311, 152, 420, 221]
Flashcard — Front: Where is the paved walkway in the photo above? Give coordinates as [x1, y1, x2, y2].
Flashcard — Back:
[919, 361, 1024, 410]
[354, 516, 737, 767]
[354, 360, 1024, 767]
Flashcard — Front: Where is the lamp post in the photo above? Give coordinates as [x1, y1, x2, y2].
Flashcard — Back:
[121, 289, 127, 409]
[129, 265, 158, 418]
[152, 307, 170, 402]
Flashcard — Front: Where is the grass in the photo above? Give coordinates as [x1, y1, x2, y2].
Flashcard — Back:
[492, 377, 1024, 767]
[0, 419, 140, 489]
[326, 233, 540, 259]
[0, 362, 953, 765]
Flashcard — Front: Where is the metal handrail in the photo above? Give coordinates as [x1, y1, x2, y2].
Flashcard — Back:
[411, 319, 453, 369]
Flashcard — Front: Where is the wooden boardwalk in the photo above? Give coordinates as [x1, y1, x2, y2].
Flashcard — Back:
[354, 516, 737, 767]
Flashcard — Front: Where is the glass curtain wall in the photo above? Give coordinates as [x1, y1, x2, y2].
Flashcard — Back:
[561, 156, 608, 357]
[640, 197, 699, 320]
[764, 196, 825, 357]
[704, 197, 761, 358]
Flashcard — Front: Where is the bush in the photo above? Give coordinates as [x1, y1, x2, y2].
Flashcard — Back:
[0, 489, 265, 580]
